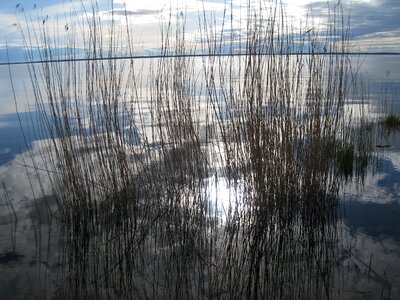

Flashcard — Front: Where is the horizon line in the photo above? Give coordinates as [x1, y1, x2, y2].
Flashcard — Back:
[1, 51, 399, 66]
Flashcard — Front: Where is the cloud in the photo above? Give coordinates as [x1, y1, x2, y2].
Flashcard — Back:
[343, 149, 400, 204]
[1, 0, 399, 62]
[305, 0, 400, 52]
[0, 141, 56, 226]
[0, 122, 12, 128]
[104, 8, 160, 17]
[0, 148, 11, 155]
[0, 127, 145, 217]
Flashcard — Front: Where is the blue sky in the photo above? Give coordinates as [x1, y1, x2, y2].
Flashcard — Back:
[0, 0, 399, 63]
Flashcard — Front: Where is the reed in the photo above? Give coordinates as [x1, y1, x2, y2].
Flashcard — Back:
[2, 183, 18, 255]
[13, 0, 373, 298]
[382, 113, 400, 130]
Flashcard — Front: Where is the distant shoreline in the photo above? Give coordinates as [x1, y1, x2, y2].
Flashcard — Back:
[1, 52, 399, 66]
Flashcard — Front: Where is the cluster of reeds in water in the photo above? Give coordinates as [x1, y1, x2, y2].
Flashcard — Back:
[17, 0, 371, 298]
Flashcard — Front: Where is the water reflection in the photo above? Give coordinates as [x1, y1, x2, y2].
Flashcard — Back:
[339, 130, 400, 299]
[1, 51, 400, 299]
[51, 179, 341, 299]
[0, 193, 59, 300]
[339, 221, 399, 299]
[344, 200, 400, 242]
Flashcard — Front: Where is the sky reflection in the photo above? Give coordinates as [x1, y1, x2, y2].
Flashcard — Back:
[0, 2, 399, 297]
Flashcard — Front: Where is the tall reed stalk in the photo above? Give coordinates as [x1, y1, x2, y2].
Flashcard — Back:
[15, 0, 368, 298]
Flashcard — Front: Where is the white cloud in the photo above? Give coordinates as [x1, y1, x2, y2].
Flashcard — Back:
[0, 0, 399, 61]
[0, 148, 11, 155]
[342, 149, 400, 204]
[114, 0, 225, 12]
[0, 139, 58, 221]
[0, 130, 146, 219]
[0, 122, 12, 128]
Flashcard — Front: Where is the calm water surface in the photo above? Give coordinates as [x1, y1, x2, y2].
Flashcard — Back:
[0, 55, 399, 299]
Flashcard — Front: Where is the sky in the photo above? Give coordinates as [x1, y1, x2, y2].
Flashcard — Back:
[0, 0, 399, 63]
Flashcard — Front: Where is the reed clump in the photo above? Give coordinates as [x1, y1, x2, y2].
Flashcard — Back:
[14, 0, 372, 298]
[382, 113, 400, 129]
[336, 142, 354, 177]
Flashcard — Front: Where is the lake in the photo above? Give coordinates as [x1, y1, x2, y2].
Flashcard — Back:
[0, 54, 399, 299]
